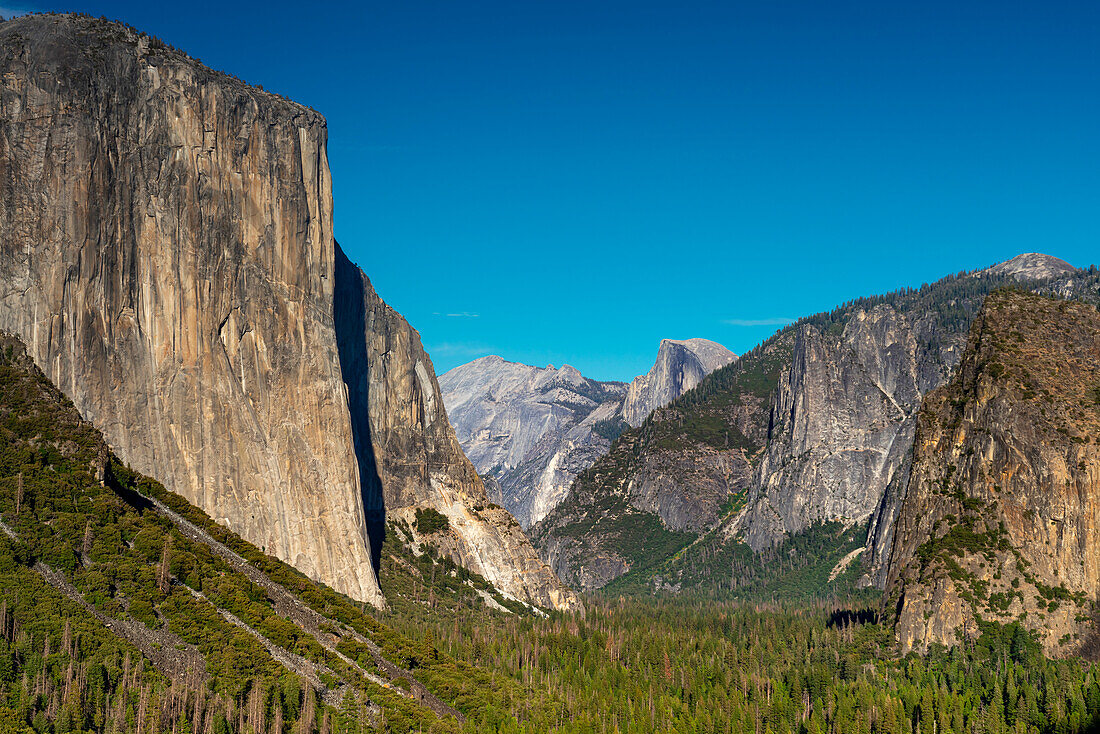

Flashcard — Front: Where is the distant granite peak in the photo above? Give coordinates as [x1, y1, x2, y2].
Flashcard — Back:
[621, 338, 737, 427]
[440, 358, 627, 527]
[985, 252, 1077, 281]
[442, 338, 735, 527]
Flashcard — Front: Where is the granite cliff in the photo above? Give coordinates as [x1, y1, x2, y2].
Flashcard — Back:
[886, 291, 1100, 656]
[0, 13, 576, 611]
[621, 338, 736, 427]
[533, 257, 1098, 594]
[440, 338, 734, 530]
[335, 255, 579, 611]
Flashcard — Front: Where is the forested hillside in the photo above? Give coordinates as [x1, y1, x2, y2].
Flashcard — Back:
[0, 333, 561, 733]
[397, 597, 1100, 734]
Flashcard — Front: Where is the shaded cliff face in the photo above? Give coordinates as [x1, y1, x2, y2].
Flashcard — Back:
[0, 15, 382, 605]
[335, 251, 581, 612]
[439, 356, 627, 528]
[0, 14, 578, 613]
[886, 291, 1100, 657]
[622, 338, 736, 427]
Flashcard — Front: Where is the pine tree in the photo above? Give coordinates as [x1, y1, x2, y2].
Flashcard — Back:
[157, 536, 173, 596]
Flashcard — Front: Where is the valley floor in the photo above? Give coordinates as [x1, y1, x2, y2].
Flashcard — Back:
[379, 595, 1100, 734]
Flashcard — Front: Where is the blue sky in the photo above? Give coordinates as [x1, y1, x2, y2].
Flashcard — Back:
[9, 1, 1099, 380]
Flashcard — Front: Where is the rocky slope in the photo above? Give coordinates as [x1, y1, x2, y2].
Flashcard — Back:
[740, 298, 974, 587]
[621, 338, 736, 426]
[532, 336, 786, 592]
[441, 339, 735, 530]
[0, 13, 576, 612]
[885, 291, 1100, 656]
[533, 258, 1097, 594]
[335, 255, 580, 611]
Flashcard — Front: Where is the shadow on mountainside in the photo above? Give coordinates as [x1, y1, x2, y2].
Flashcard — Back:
[334, 243, 387, 576]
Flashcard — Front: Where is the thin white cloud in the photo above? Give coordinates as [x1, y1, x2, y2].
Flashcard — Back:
[431, 311, 480, 318]
[722, 317, 796, 327]
[424, 341, 493, 357]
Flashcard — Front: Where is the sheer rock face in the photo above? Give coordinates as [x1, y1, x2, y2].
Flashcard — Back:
[530, 334, 778, 593]
[886, 292, 1100, 656]
[740, 305, 965, 584]
[335, 255, 582, 612]
[532, 259, 1093, 595]
[622, 339, 736, 427]
[440, 356, 627, 528]
[0, 14, 578, 612]
[0, 14, 382, 605]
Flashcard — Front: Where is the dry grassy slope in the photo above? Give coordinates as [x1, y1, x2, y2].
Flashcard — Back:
[886, 290, 1100, 656]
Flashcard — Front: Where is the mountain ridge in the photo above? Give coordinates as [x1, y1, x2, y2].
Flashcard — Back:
[440, 337, 734, 528]
[532, 255, 1098, 595]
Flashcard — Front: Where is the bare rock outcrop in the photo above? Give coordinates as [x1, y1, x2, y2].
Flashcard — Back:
[886, 291, 1100, 656]
[441, 338, 734, 530]
[440, 356, 627, 528]
[740, 304, 964, 578]
[985, 252, 1077, 281]
[335, 252, 581, 611]
[622, 339, 736, 427]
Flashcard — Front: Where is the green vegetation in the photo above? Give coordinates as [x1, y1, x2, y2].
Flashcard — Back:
[591, 417, 628, 442]
[917, 516, 1008, 572]
[605, 520, 875, 604]
[5, 260, 1100, 732]
[0, 335, 565, 732]
[414, 507, 450, 536]
[390, 596, 1100, 734]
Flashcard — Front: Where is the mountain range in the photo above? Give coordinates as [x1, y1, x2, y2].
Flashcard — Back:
[2, 12, 1100, 734]
[530, 253, 1098, 598]
[440, 339, 735, 527]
